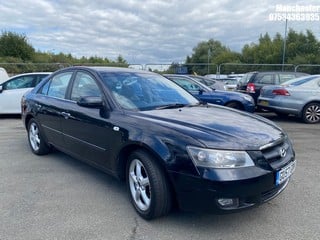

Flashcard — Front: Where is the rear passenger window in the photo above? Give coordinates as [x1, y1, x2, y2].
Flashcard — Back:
[257, 74, 274, 84]
[40, 72, 73, 99]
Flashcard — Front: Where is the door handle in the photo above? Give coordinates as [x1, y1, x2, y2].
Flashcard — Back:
[61, 112, 71, 119]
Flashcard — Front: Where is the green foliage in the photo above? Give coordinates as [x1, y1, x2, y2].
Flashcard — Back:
[186, 39, 237, 75]
[0, 31, 35, 61]
[1, 29, 320, 75]
[239, 29, 320, 73]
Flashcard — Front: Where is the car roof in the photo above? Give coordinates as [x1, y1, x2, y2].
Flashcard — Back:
[244, 71, 306, 74]
[7, 72, 52, 79]
[68, 66, 154, 74]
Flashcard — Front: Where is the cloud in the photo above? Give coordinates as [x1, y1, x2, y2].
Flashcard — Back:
[0, 0, 319, 63]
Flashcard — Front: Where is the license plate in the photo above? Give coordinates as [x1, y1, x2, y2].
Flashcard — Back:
[259, 100, 269, 106]
[276, 161, 296, 185]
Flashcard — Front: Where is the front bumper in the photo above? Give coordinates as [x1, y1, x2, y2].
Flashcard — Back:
[244, 102, 256, 113]
[168, 163, 293, 213]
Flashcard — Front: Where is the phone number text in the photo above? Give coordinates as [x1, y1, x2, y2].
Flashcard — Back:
[269, 13, 320, 21]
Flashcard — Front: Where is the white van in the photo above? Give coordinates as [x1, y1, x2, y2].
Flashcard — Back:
[0, 67, 9, 84]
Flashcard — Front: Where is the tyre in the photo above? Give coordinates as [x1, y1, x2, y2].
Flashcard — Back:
[302, 103, 320, 124]
[126, 150, 172, 220]
[28, 119, 50, 155]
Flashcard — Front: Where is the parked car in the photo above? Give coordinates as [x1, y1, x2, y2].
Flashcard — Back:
[219, 78, 238, 91]
[0, 72, 51, 114]
[258, 75, 320, 123]
[164, 74, 255, 112]
[22, 66, 296, 220]
[236, 71, 308, 104]
[187, 75, 225, 90]
[0, 67, 9, 84]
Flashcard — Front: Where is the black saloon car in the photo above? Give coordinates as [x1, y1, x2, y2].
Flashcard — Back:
[22, 66, 296, 219]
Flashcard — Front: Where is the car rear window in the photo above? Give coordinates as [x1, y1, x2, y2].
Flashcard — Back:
[288, 76, 320, 86]
[278, 74, 296, 84]
[239, 73, 254, 84]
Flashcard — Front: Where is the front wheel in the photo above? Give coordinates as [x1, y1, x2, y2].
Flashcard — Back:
[302, 103, 320, 124]
[126, 150, 172, 220]
[28, 119, 50, 155]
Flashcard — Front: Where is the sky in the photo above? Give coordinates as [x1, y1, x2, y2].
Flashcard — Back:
[0, 0, 319, 64]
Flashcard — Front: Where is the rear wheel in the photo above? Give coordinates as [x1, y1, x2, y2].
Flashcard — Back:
[302, 103, 320, 124]
[126, 150, 172, 220]
[28, 119, 50, 155]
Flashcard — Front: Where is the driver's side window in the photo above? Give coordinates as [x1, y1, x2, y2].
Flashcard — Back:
[70, 72, 101, 101]
[3, 76, 35, 90]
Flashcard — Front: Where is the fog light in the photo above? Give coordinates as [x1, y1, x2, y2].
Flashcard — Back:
[217, 198, 239, 209]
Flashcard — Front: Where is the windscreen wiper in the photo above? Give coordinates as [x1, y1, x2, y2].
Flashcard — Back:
[155, 103, 188, 110]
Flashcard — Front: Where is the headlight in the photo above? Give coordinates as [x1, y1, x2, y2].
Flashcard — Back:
[187, 146, 254, 168]
[243, 94, 254, 103]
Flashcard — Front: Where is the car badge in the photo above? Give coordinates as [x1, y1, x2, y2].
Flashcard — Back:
[279, 148, 287, 158]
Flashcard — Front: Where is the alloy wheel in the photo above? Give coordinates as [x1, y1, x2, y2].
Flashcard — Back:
[29, 122, 41, 151]
[305, 104, 320, 123]
[128, 159, 151, 211]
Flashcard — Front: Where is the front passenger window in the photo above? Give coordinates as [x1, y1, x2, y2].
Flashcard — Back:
[4, 76, 35, 90]
[70, 72, 101, 101]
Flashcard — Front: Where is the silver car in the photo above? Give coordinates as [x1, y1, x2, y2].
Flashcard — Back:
[258, 75, 320, 123]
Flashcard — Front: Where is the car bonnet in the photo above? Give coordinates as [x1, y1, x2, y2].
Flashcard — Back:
[132, 105, 284, 151]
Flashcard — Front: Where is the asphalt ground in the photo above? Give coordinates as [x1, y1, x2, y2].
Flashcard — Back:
[0, 113, 319, 240]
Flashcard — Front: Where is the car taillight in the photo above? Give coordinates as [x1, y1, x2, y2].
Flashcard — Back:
[246, 83, 255, 93]
[272, 89, 290, 96]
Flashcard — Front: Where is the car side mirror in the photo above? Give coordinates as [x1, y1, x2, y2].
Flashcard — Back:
[77, 96, 104, 108]
[198, 89, 204, 95]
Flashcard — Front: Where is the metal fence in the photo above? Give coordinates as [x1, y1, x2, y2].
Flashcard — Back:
[0, 62, 319, 76]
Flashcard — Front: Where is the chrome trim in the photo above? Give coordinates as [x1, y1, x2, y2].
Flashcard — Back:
[259, 135, 286, 150]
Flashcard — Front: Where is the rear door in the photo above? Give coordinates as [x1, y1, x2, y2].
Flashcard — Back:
[34, 71, 74, 148]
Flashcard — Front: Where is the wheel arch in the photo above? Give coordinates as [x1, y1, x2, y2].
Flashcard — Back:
[115, 143, 178, 206]
[224, 100, 244, 110]
[116, 143, 170, 181]
[24, 113, 35, 130]
[300, 100, 320, 117]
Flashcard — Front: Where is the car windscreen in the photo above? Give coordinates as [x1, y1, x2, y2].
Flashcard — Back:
[99, 72, 199, 111]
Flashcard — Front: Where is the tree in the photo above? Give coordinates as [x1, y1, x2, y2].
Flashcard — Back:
[239, 29, 320, 72]
[185, 39, 238, 74]
[0, 31, 35, 61]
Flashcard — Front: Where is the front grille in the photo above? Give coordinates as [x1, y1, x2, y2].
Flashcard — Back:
[259, 137, 293, 169]
[261, 141, 289, 163]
